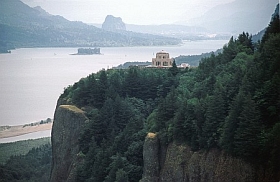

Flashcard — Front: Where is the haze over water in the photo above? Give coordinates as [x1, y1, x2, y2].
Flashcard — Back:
[0, 40, 228, 127]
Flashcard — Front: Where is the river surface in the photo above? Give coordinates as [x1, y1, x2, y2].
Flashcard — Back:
[0, 40, 228, 141]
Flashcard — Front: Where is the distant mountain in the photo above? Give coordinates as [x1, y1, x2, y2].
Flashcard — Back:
[102, 15, 126, 32]
[126, 24, 216, 39]
[95, 22, 229, 40]
[0, 0, 180, 52]
[187, 0, 278, 34]
[271, 3, 279, 20]
[252, 3, 279, 42]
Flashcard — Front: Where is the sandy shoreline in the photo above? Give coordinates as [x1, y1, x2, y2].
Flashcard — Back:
[0, 123, 52, 139]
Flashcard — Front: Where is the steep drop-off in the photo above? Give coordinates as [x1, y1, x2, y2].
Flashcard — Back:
[50, 105, 88, 182]
[141, 133, 255, 182]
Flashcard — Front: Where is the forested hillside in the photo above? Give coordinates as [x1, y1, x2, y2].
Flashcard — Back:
[0, 0, 180, 53]
[54, 14, 280, 181]
[59, 67, 180, 181]
[0, 143, 52, 182]
[0, 11, 278, 182]
[0, 137, 50, 164]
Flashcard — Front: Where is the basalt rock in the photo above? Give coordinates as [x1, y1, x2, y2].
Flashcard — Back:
[141, 132, 255, 182]
[102, 15, 126, 32]
[50, 105, 88, 182]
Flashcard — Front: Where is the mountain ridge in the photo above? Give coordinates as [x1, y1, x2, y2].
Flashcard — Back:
[186, 0, 278, 34]
[0, 0, 180, 52]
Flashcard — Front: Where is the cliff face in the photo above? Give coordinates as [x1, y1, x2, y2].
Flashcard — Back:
[141, 133, 160, 182]
[141, 133, 255, 182]
[102, 15, 126, 32]
[50, 105, 88, 182]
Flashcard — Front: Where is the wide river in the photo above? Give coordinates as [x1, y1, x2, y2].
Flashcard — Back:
[0, 40, 228, 141]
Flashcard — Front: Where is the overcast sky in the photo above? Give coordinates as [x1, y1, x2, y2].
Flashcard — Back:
[21, 0, 235, 25]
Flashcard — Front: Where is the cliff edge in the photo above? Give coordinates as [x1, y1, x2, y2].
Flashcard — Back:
[50, 105, 88, 182]
[141, 133, 255, 182]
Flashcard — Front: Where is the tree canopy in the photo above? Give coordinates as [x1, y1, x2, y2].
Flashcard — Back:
[57, 16, 280, 180]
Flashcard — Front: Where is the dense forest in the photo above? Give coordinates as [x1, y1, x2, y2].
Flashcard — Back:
[0, 143, 52, 182]
[0, 137, 50, 164]
[55, 14, 280, 181]
[0, 13, 279, 182]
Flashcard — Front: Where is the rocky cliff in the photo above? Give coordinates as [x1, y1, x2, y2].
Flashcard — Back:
[102, 15, 126, 32]
[50, 105, 88, 182]
[141, 133, 255, 182]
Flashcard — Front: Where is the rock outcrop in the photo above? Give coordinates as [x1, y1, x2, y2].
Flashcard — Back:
[141, 133, 160, 182]
[102, 15, 126, 32]
[50, 105, 89, 182]
[141, 133, 255, 182]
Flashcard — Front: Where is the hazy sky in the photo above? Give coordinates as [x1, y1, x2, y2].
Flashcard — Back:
[21, 0, 235, 25]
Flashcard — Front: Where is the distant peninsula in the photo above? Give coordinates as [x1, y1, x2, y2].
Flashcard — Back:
[71, 48, 101, 55]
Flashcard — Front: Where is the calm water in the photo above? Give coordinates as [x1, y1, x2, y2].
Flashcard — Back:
[0, 130, 51, 143]
[0, 40, 228, 129]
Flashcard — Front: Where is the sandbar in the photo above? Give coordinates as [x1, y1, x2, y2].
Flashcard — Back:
[0, 123, 52, 139]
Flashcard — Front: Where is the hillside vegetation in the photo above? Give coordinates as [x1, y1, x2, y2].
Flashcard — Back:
[0, 0, 180, 53]
[0, 11, 279, 182]
[0, 138, 51, 182]
[0, 143, 52, 182]
[52, 14, 280, 181]
[0, 137, 50, 164]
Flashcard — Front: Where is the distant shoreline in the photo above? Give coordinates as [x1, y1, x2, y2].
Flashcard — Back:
[0, 123, 52, 139]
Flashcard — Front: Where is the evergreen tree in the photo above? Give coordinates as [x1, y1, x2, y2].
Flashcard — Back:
[87, 74, 98, 106]
[220, 90, 245, 153]
[260, 14, 280, 50]
[222, 36, 238, 63]
[234, 94, 262, 161]
[105, 154, 125, 182]
[96, 69, 108, 108]
[173, 100, 193, 143]
[124, 67, 141, 98]
[169, 60, 179, 76]
[256, 34, 280, 127]
[237, 32, 254, 54]
[116, 169, 129, 182]
[203, 83, 226, 148]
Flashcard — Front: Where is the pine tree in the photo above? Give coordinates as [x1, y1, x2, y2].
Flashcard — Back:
[237, 32, 254, 54]
[203, 83, 226, 148]
[219, 90, 245, 153]
[173, 100, 193, 143]
[105, 154, 125, 182]
[87, 74, 99, 106]
[116, 169, 129, 182]
[234, 94, 262, 161]
[260, 14, 280, 50]
[169, 60, 179, 76]
[96, 70, 108, 108]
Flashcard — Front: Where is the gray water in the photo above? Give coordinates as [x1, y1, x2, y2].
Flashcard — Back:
[0, 130, 51, 143]
[0, 40, 228, 129]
